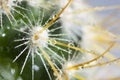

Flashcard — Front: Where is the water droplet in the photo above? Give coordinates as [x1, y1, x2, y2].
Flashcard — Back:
[11, 69, 15, 74]
[50, 39, 57, 44]
[7, 26, 10, 29]
[33, 65, 39, 71]
[17, 77, 23, 80]
[68, 50, 72, 54]
[2, 33, 6, 37]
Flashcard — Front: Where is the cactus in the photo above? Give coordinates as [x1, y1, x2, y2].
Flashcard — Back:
[0, 0, 120, 80]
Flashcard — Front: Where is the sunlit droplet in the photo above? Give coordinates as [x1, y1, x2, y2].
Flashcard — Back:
[2, 33, 6, 37]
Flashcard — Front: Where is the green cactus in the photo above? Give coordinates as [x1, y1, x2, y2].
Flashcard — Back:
[0, 0, 120, 80]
